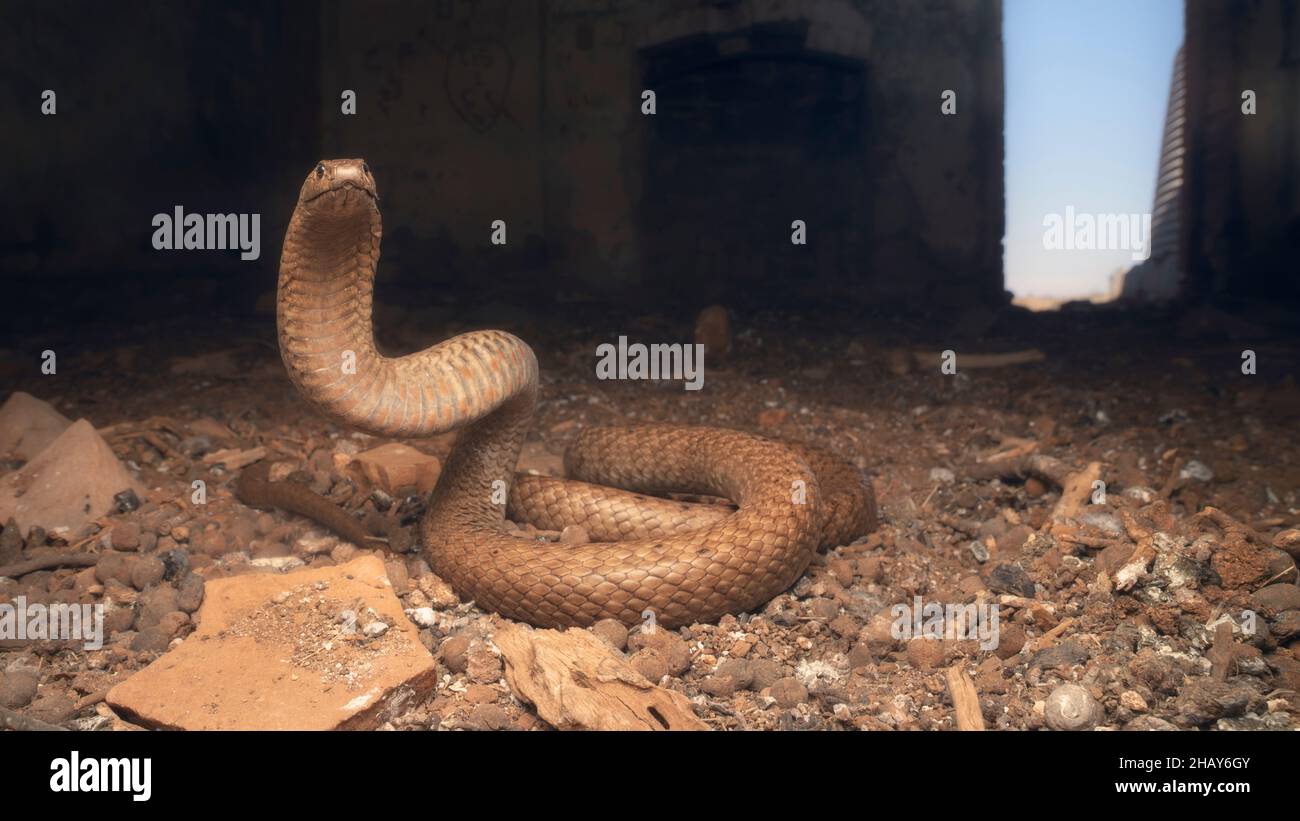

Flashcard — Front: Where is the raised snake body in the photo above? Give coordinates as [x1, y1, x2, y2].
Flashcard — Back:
[263, 159, 876, 628]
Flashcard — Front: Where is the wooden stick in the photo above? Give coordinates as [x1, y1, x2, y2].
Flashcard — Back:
[1208, 621, 1235, 681]
[0, 553, 98, 578]
[944, 665, 985, 731]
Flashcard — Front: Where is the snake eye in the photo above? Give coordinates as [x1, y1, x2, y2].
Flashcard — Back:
[315, 163, 326, 179]
[362, 162, 370, 175]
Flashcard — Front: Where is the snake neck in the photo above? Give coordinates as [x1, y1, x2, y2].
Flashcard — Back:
[277, 191, 540, 527]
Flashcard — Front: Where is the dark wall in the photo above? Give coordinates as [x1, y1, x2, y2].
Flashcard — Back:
[0, 1, 320, 312]
[1183, 0, 1300, 302]
[2, 0, 1006, 321]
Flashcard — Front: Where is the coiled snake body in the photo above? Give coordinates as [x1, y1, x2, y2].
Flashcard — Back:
[261, 159, 875, 628]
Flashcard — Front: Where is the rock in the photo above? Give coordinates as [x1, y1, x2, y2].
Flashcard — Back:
[0, 518, 21, 564]
[440, 635, 471, 674]
[135, 586, 179, 630]
[627, 629, 690, 676]
[175, 573, 205, 613]
[129, 556, 166, 590]
[701, 659, 753, 696]
[694, 305, 732, 360]
[348, 443, 441, 495]
[405, 607, 437, 628]
[749, 658, 783, 690]
[130, 611, 189, 653]
[985, 563, 1035, 597]
[105, 556, 437, 730]
[929, 467, 955, 484]
[26, 690, 77, 725]
[590, 618, 629, 651]
[1172, 678, 1254, 728]
[769, 676, 808, 707]
[1270, 610, 1300, 641]
[0, 668, 40, 708]
[1119, 690, 1149, 713]
[95, 553, 133, 587]
[906, 637, 945, 669]
[1274, 529, 1300, 559]
[994, 624, 1026, 659]
[1044, 684, 1103, 730]
[0, 420, 146, 535]
[1029, 639, 1090, 670]
[0, 392, 72, 460]
[466, 645, 503, 684]
[110, 522, 141, 551]
[1250, 583, 1300, 614]
[467, 703, 512, 731]
[629, 649, 669, 682]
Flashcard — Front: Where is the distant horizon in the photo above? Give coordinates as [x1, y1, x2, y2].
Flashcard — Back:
[1003, 0, 1184, 300]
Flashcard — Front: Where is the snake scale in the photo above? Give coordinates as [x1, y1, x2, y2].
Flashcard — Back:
[244, 159, 876, 629]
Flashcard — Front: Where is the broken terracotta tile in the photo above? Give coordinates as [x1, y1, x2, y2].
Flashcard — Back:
[0, 419, 145, 534]
[349, 442, 440, 494]
[0, 391, 72, 461]
[105, 556, 436, 730]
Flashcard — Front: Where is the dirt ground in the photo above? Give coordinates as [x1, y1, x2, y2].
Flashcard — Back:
[1, 295, 1298, 731]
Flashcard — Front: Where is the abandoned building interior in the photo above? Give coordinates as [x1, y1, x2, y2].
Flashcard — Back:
[0, 1, 1298, 736]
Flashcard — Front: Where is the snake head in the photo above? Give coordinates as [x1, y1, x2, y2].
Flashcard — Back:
[298, 158, 378, 206]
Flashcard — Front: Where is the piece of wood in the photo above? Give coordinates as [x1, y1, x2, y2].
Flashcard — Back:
[495, 622, 708, 731]
[1208, 621, 1235, 681]
[201, 445, 267, 470]
[0, 552, 98, 578]
[944, 666, 985, 731]
[1050, 461, 1102, 525]
[912, 349, 1046, 369]
[1114, 509, 1157, 591]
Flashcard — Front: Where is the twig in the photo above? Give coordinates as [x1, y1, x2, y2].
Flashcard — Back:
[944, 665, 985, 731]
[1208, 621, 1235, 681]
[0, 553, 98, 578]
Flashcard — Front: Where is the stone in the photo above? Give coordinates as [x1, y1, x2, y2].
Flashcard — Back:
[129, 556, 166, 590]
[769, 676, 808, 707]
[0, 392, 72, 460]
[105, 556, 436, 730]
[0, 668, 40, 709]
[627, 629, 691, 676]
[349, 443, 441, 495]
[175, 573, 205, 613]
[1250, 583, 1300, 614]
[440, 635, 471, 673]
[906, 637, 945, 669]
[0, 420, 146, 535]
[110, 522, 141, 551]
[985, 563, 1035, 597]
[1044, 683, 1103, 730]
[590, 618, 629, 651]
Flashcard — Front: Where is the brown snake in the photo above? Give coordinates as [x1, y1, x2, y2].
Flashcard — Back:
[247, 159, 876, 629]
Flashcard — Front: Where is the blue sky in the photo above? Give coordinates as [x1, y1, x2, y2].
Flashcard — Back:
[1004, 0, 1184, 298]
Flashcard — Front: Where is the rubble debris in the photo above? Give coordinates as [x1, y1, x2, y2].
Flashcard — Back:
[494, 621, 707, 730]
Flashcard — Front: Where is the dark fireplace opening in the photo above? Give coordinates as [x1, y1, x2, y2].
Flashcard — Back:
[640, 33, 869, 307]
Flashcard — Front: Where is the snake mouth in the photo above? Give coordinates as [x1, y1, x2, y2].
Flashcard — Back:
[304, 180, 378, 204]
